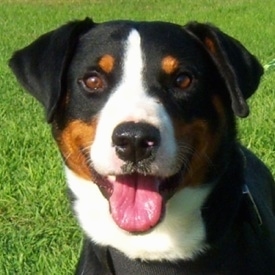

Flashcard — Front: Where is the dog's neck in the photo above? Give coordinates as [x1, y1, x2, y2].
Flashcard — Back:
[202, 147, 246, 245]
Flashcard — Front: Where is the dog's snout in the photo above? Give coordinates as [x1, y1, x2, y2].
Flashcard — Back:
[112, 122, 161, 163]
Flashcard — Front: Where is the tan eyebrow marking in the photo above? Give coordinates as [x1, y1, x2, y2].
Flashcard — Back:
[98, 54, 115, 73]
[161, 55, 179, 74]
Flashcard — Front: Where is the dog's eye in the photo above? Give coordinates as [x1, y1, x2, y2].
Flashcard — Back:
[81, 73, 105, 92]
[174, 73, 192, 90]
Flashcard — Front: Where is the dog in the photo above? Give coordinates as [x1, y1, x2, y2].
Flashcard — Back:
[9, 18, 275, 274]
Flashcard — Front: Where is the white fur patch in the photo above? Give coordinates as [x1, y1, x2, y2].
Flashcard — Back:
[90, 30, 177, 178]
[67, 167, 211, 261]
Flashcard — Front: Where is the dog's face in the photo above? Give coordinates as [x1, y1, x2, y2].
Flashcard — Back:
[60, 22, 226, 233]
[10, 19, 263, 260]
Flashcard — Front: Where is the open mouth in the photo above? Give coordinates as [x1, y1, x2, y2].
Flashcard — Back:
[94, 170, 183, 233]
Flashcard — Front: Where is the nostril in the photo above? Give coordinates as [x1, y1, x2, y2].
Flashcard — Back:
[113, 136, 129, 148]
[112, 134, 134, 161]
[112, 122, 161, 163]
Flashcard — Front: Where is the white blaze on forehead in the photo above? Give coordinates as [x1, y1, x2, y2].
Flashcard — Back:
[90, 29, 177, 176]
[123, 30, 143, 92]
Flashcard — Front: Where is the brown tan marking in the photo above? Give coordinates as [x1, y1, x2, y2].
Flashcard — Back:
[212, 95, 227, 128]
[173, 113, 223, 188]
[161, 56, 179, 74]
[98, 54, 115, 73]
[204, 37, 216, 54]
[55, 119, 97, 180]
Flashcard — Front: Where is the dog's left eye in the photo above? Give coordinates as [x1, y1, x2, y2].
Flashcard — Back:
[80, 72, 105, 92]
[174, 73, 192, 90]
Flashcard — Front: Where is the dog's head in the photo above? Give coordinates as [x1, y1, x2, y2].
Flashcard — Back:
[10, 18, 263, 234]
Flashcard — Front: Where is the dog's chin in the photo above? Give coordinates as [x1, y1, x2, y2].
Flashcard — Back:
[93, 169, 183, 234]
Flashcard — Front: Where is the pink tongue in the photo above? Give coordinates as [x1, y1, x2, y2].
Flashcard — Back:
[109, 174, 163, 232]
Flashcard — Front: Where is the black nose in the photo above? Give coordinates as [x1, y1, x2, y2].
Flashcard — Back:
[112, 122, 161, 163]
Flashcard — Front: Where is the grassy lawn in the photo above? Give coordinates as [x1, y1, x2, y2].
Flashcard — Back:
[0, 0, 274, 273]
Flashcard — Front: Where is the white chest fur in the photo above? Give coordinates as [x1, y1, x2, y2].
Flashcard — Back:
[66, 168, 212, 261]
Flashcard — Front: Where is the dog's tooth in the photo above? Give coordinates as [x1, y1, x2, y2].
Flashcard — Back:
[107, 175, 116, 182]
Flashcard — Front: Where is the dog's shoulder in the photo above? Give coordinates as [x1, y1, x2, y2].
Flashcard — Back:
[242, 146, 275, 211]
[241, 146, 275, 252]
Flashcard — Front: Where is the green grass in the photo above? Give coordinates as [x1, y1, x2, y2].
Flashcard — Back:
[0, 0, 274, 273]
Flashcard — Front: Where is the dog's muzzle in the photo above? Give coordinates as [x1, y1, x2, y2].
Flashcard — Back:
[92, 122, 181, 233]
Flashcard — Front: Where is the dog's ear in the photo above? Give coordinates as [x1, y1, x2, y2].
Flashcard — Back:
[184, 22, 264, 117]
[9, 18, 95, 122]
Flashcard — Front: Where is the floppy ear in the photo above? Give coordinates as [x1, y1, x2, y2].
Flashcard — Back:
[9, 17, 95, 122]
[184, 22, 264, 117]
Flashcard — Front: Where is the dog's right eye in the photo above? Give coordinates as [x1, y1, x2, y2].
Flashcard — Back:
[174, 73, 192, 90]
[79, 72, 105, 93]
